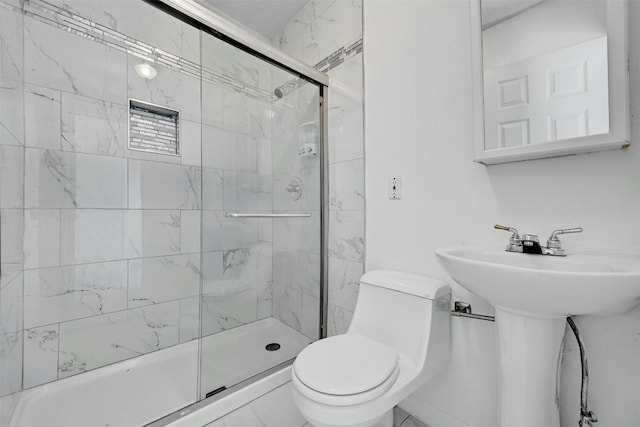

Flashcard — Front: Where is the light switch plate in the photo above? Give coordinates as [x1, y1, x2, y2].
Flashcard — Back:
[389, 176, 401, 200]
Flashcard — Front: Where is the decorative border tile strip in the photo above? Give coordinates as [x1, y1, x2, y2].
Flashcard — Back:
[273, 38, 364, 98]
[16, 0, 363, 101]
[22, 0, 274, 101]
[314, 37, 363, 74]
[0, 1, 20, 13]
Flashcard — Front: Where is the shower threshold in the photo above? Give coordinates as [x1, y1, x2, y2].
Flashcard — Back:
[8, 318, 311, 427]
[199, 317, 312, 400]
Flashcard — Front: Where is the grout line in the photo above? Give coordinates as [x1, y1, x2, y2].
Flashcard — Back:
[328, 156, 365, 167]
[55, 322, 60, 382]
[125, 257, 130, 311]
[22, 249, 204, 271]
[17, 0, 27, 396]
[396, 413, 410, 426]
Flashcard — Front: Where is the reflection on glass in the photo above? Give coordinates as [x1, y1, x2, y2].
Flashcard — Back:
[199, 31, 321, 401]
[481, 0, 609, 150]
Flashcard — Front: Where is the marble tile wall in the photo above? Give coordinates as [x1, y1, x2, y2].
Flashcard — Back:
[0, 0, 25, 422]
[16, 0, 208, 389]
[273, 0, 364, 337]
[200, 30, 273, 335]
[269, 79, 322, 340]
[275, 0, 363, 69]
[0, 0, 295, 396]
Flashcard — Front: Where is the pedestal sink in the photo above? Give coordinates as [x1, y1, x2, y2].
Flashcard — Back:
[435, 246, 640, 427]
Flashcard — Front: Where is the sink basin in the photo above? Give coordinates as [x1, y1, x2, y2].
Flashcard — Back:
[435, 245, 640, 427]
[435, 246, 640, 318]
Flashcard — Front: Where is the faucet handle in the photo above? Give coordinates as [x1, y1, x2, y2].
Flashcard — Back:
[494, 224, 520, 239]
[494, 224, 510, 231]
[545, 227, 583, 255]
[547, 227, 583, 247]
[494, 224, 522, 252]
[549, 227, 583, 236]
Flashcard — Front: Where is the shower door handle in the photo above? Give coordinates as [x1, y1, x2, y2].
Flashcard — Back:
[224, 212, 312, 218]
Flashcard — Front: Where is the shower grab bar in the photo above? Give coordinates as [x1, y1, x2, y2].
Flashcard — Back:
[224, 212, 312, 218]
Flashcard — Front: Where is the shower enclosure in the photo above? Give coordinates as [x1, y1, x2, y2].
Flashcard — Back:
[0, 0, 328, 425]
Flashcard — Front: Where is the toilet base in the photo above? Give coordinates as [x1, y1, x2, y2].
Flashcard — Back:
[305, 409, 392, 427]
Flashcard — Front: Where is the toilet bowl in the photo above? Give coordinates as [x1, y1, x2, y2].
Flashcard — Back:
[292, 270, 451, 427]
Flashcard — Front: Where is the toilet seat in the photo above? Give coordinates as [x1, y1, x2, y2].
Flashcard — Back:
[292, 334, 400, 406]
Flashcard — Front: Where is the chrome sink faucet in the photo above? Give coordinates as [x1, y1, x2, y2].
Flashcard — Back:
[494, 224, 583, 256]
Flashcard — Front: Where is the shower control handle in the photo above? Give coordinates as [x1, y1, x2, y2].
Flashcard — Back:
[286, 183, 301, 193]
[285, 177, 303, 201]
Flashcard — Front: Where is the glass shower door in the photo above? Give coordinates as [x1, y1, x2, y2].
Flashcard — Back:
[0, 0, 327, 424]
[198, 31, 322, 399]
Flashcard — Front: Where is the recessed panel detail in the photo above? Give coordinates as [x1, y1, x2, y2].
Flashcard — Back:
[548, 110, 589, 141]
[498, 119, 530, 148]
[548, 62, 587, 98]
[498, 76, 529, 108]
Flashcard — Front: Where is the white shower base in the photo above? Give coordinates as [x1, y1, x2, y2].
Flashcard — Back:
[8, 317, 310, 427]
[199, 318, 312, 398]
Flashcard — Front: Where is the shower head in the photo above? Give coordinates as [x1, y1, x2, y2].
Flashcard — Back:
[273, 78, 307, 99]
[274, 86, 286, 98]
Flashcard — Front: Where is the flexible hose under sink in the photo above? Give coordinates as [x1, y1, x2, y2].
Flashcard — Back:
[567, 317, 598, 427]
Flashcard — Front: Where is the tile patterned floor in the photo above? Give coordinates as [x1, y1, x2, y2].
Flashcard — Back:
[204, 382, 430, 427]
[393, 407, 432, 427]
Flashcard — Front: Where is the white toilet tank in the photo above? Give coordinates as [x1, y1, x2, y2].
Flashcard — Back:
[347, 270, 451, 381]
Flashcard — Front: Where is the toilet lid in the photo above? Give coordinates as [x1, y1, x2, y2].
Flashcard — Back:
[294, 334, 398, 396]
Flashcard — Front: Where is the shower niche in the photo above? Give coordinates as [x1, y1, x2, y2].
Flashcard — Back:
[128, 99, 180, 156]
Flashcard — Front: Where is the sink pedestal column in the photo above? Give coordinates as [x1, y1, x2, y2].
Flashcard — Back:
[494, 308, 566, 427]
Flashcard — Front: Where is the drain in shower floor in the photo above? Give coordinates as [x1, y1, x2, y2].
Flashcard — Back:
[265, 343, 281, 351]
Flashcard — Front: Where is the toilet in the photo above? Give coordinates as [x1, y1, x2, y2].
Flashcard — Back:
[292, 270, 451, 427]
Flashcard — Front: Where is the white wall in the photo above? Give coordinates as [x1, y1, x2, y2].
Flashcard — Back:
[483, 0, 606, 69]
[363, 1, 640, 426]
